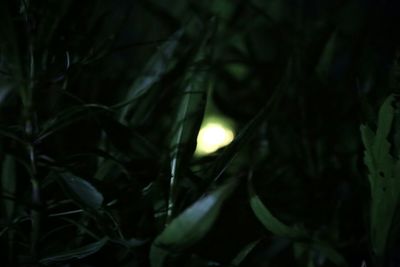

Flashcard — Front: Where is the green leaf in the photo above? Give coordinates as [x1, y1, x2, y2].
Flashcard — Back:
[206, 61, 289, 183]
[167, 63, 208, 219]
[166, 19, 216, 221]
[0, 126, 27, 145]
[293, 240, 348, 267]
[1, 155, 16, 221]
[37, 104, 111, 143]
[59, 172, 104, 211]
[316, 31, 337, 80]
[101, 116, 159, 158]
[311, 240, 348, 267]
[248, 177, 306, 239]
[118, 29, 183, 122]
[231, 239, 261, 266]
[360, 95, 400, 257]
[150, 179, 238, 267]
[39, 238, 108, 265]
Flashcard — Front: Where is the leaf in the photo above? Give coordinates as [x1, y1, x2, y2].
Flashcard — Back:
[101, 116, 159, 158]
[316, 31, 337, 80]
[59, 172, 104, 211]
[248, 176, 306, 239]
[39, 238, 108, 265]
[0, 126, 27, 145]
[360, 95, 400, 257]
[150, 179, 238, 267]
[311, 240, 348, 267]
[166, 19, 217, 221]
[118, 30, 183, 122]
[167, 60, 208, 219]
[206, 61, 289, 183]
[1, 155, 16, 221]
[231, 239, 261, 266]
[36, 104, 111, 143]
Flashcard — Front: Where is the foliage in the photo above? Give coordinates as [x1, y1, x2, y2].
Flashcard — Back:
[1, 0, 400, 266]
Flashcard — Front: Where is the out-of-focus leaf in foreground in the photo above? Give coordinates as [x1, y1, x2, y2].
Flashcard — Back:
[39, 238, 108, 265]
[150, 179, 238, 267]
[58, 172, 104, 211]
[118, 30, 183, 123]
[248, 175, 306, 239]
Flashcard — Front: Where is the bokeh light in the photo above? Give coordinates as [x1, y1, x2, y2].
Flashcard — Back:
[195, 119, 235, 155]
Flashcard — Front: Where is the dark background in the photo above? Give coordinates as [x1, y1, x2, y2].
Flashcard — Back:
[1, 0, 400, 266]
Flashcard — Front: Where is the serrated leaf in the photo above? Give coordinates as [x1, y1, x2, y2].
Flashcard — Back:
[248, 177, 306, 239]
[59, 172, 104, 210]
[360, 95, 400, 257]
[39, 238, 108, 265]
[150, 180, 238, 267]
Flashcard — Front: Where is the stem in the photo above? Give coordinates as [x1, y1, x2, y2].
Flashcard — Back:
[21, 0, 41, 256]
[28, 143, 40, 256]
[166, 159, 178, 225]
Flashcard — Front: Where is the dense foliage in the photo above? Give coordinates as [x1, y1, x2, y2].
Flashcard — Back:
[1, 0, 400, 266]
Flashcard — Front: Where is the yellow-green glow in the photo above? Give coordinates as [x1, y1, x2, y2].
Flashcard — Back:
[196, 121, 234, 155]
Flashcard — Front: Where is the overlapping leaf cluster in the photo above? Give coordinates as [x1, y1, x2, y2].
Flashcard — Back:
[0, 1, 400, 267]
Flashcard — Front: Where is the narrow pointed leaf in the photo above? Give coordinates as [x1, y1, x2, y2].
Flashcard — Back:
[1, 155, 16, 220]
[39, 238, 108, 265]
[150, 180, 238, 267]
[311, 240, 348, 267]
[207, 62, 288, 183]
[118, 30, 183, 121]
[59, 172, 104, 210]
[248, 177, 306, 239]
[231, 239, 261, 266]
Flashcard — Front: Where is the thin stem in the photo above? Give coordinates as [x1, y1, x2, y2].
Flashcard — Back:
[20, 0, 41, 256]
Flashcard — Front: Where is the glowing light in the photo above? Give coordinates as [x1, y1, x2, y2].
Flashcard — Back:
[196, 121, 234, 155]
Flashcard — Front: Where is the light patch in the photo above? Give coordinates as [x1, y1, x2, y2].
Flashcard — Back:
[196, 121, 234, 155]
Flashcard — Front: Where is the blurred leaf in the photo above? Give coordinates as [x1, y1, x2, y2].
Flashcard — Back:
[0, 1, 24, 97]
[316, 31, 337, 80]
[39, 237, 108, 265]
[167, 58, 209, 219]
[231, 239, 261, 266]
[166, 18, 216, 221]
[311, 240, 348, 267]
[37, 104, 111, 143]
[0, 126, 27, 145]
[101, 116, 159, 158]
[360, 95, 400, 257]
[58, 172, 104, 211]
[1, 155, 16, 220]
[248, 176, 306, 239]
[150, 179, 238, 267]
[207, 62, 288, 182]
[36, 0, 73, 47]
[118, 29, 183, 122]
